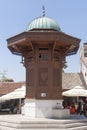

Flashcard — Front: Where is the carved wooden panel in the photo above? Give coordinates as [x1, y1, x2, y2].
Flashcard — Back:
[28, 68, 34, 87]
[39, 68, 48, 86]
[53, 69, 61, 86]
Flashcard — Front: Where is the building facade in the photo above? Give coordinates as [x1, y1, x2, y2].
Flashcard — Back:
[80, 43, 87, 86]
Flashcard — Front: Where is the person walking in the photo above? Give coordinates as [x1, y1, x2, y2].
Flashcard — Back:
[76, 98, 84, 115]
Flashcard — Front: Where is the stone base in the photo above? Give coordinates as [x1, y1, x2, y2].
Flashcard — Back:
[22, 99, 69, 118]
[52, 109, 70, 118]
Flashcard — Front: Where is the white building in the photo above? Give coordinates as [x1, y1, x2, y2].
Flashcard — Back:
[80, 43, 87, 86]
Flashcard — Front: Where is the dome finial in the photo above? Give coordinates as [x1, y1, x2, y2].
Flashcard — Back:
[42, 6, 45, 16]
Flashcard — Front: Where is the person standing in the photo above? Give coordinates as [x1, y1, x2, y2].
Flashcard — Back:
[76, 98, 84, 115]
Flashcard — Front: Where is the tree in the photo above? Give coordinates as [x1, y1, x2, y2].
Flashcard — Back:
[0, 70, 14, 82]
[62, 62, 68, 72]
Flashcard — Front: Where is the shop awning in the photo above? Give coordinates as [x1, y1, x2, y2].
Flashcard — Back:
[62, 86, 87, 97]
[0, 85, 26, 101]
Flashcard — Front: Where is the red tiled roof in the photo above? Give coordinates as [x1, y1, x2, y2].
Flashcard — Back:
[0, 82, 25, 95]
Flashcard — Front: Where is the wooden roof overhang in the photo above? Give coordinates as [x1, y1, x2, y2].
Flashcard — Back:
[7, 30, 81, 56]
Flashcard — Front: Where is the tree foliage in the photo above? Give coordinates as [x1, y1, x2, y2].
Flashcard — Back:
[0, 70, 14, 82]
[62, 62, 68, 72]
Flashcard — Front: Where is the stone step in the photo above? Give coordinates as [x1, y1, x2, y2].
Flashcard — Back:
[0, 120, 87, 130]
[0, 115, 87, 130]
[17, 122, 87, 129]
[68, 126, 87, 130]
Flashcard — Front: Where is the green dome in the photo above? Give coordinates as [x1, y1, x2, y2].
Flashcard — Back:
[26, 16, 61, 31]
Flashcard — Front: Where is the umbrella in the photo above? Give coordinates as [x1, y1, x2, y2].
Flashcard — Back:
[0, 85, 26, 101]
[62, 86, 87, 97]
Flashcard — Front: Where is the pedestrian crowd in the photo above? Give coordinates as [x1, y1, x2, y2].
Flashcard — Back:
[62, 98, 87, 116]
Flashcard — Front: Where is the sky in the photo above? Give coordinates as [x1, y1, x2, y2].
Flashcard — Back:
[0, 0, 87, 81]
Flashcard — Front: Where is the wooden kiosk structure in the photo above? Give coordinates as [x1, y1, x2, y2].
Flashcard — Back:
[7, 14, 80, 118]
